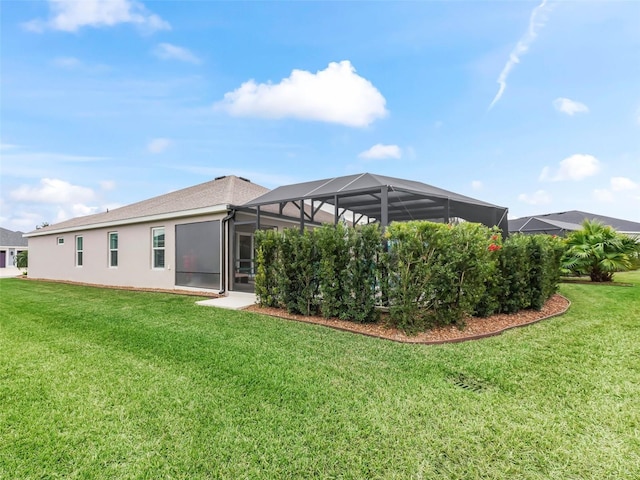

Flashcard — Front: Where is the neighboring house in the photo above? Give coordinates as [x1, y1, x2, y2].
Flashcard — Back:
[25, 173, 508, 294]
[509, 210, 640, 237]
[0, 227, 28, 268]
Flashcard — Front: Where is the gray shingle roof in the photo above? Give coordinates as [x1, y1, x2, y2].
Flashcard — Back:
[28, 175, 269, 235]
[0, 227, 28, 247]
[509, 210, 640, 234]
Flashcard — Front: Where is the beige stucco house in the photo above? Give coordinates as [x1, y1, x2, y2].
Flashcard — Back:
[24, 175, 312, 293]
[25, 172, 509, 294]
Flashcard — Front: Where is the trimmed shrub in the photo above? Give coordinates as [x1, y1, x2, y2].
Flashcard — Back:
[527, 235, 565, 309]
[498, 234, 532, 313]
[316, 223, 351, 318]
[278, 228, 320, 316]
[344, 224, 382, 323]
[384, 221, 495, 332]
[254, 229, 281, 307]
[473, 232, 503, 317]
[476, 234, 565, 316]
[383, 221, 439, 332]
[431, 222, 495, 326]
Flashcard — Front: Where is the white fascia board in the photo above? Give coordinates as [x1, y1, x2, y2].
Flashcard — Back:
[24, 204, 230, 237]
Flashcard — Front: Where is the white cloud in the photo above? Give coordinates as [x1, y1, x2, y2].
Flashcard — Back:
[154, 43, 201, 64]
[593, 189, 614, 203]
[54, 204, 101, 222]
[147, 138, 172, 154]
[51, 56, 110, 73]
[51, 56, 82, 69]
[100, 180, 116, 191]
[10, 178, 96, 204]
[540, 154, 601, 182]
[489, 0, 552, 110]
[358, 144, 402, 160]
[471, 180, 483, 191]
[610, 176, 638, 191]
[1, 210, 45, 232]
[215, 60, 388, 127]
[518, 190, 552, 205]
[538, 166, 551, 181]
[1, 151, 107, 163]
[0, 142, 20, 150]
[24, 0, 170, 33]
[553, 97, 589, 116]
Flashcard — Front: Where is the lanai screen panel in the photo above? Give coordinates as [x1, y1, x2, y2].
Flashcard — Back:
[175, 220, 221, 289]
[243, 173, 509, 233]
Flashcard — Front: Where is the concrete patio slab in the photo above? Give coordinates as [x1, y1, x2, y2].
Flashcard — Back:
[0, 267, 23, 278]
[196, 291, 256, 310]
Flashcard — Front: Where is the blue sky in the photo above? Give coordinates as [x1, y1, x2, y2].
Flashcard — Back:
[1, 0, 639, 232]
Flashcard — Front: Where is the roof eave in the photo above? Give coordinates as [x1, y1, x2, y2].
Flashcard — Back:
[24, 204, 230, 237]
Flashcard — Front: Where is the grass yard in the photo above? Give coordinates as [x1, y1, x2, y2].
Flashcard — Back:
[1, 272, 639, 479]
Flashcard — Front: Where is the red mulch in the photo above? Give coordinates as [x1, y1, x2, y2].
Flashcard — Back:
[245, 294, 571, 345]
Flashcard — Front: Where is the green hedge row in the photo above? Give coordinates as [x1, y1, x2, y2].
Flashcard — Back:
[475, 234, 565, 317]
[383, 221, 497, 332]
[255, 224, 382, 322]
[254, 221, 565, 333]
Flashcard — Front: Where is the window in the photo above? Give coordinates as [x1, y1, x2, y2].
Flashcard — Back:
[152, 227, 165, 269]
[57, 237, 64, 245]
[76, 236, 83, 267]
[109, 232, 118, 267]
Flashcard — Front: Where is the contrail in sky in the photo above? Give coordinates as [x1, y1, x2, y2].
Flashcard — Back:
[489, 0, 552, 110]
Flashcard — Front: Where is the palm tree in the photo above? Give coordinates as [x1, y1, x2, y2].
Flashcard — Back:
[562, 219, 640, 282]
[15, 250, 28, 269]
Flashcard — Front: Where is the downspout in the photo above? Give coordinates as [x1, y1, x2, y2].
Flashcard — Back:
[219, 209, 236, 294]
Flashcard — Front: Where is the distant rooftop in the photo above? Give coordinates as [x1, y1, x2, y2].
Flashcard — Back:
[509, 210, 640, 235]
[0, 227, 28, 247]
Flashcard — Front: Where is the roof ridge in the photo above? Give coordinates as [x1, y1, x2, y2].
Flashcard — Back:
[28, 175, 269, 234]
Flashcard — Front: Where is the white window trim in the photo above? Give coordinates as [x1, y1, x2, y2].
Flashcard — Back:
[108, 232, 118, 268]
[57, 237, 64, 245]
[75, 235, 83, 267]
[151, 227, 165, 270]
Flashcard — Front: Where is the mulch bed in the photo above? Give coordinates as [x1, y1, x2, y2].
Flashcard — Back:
[245, 294, 571, 345]
[560, 277, 633, 286]
[16, 275, 571, 344]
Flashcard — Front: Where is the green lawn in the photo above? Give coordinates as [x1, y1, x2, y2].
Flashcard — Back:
[1, 273, 639, 479]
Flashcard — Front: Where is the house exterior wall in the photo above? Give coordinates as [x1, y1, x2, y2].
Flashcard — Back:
[28, 213, 226, 290]
[26, 207, 330, 293]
